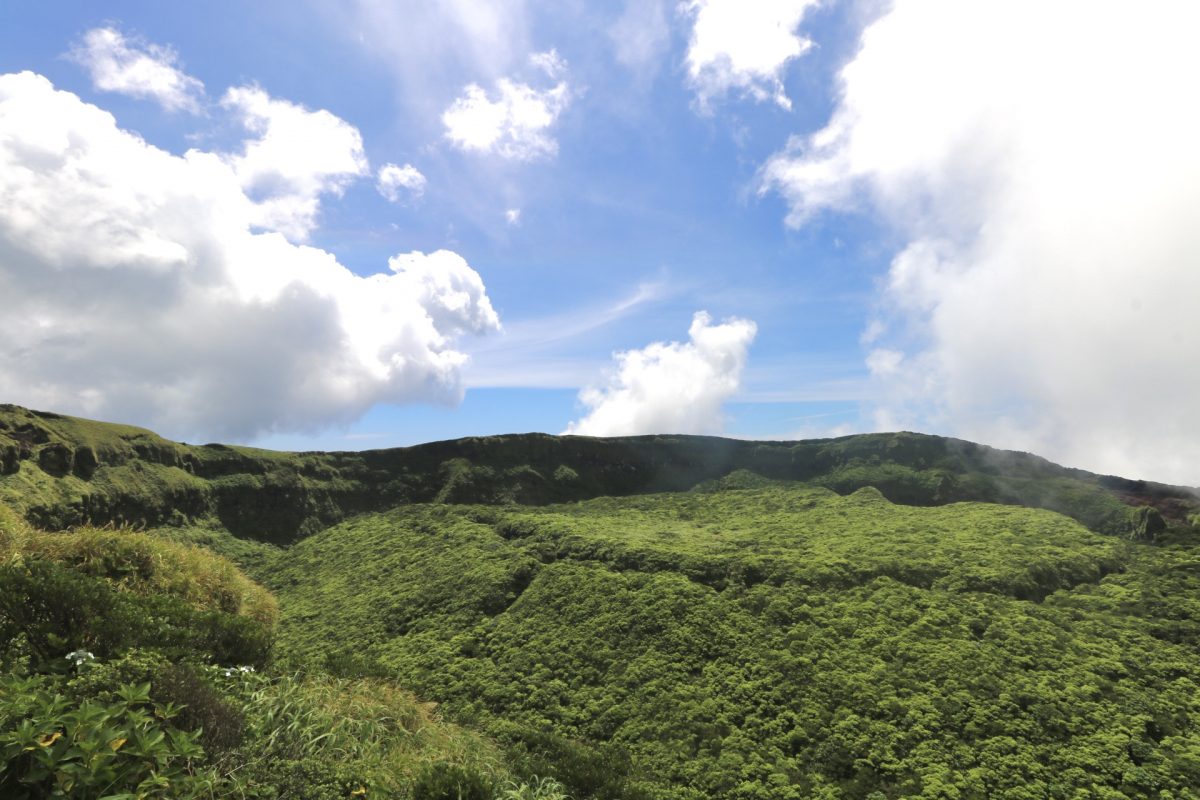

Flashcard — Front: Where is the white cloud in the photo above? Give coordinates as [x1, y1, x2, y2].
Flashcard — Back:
[505, 208, 521, 225]
[610, 0, 671, 73]
[0, 71, 499, 441]
[565, 311, 757, 436]
[761, 0, 1200, 484]
[682, 0, 821, 111]
[865, 348, 903, 378]
[342, 0, 531, 87]
[377, 162, 426, 202]
[221, 86, 369, 241]
[529, 48, 566, 79]
[442, 56, 570, 160]
[69, 27, 205, 113]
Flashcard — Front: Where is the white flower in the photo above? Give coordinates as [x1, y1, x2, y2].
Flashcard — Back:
[64, 649, 95, 666]
[221, 665, 255, 677]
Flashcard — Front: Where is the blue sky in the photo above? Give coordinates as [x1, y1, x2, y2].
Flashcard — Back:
[2, 1, 1199, 484]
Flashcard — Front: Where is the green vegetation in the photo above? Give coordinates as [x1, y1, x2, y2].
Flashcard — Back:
[0, 510, 533, 798]
[1, 404, 1188, 544]
[265, 487, 1200, 798]
[2, 404, 1200, 798]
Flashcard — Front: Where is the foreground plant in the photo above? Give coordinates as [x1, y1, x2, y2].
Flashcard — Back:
[0, 675, 215, 799]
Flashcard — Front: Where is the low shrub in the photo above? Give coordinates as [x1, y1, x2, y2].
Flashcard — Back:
[152, 663, 246, 755]
[0, 674, 216, 799]
[411, 761, 494, 800]
[19, 527, 277, 627]
[492, 724, 644, 800]
[495, 776, 571, 800]
[0, 558, 272, 670]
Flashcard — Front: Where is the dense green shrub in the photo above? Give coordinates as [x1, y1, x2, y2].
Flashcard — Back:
[0, 674, 216, 799]
[267, 488, 1200, 799]
[152, 663, 246, 755]
[0, 559, 140, 667]
[237, 757, 372, 800]
[495, 776, 571, 800]
[12, 527, 277, 627]
[493, 723, 644, 800]
[0, 558, 271, 669]
[65, 648, 171, 702]
[412, 762, 494, 800]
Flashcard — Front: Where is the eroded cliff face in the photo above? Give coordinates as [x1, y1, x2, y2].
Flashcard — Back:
[0, 404, 1193, 544]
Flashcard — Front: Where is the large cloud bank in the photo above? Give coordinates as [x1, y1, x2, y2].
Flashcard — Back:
[762, 0, 1200, 484]
[565, 312, 756, 436]
[0, 71, 498, 440]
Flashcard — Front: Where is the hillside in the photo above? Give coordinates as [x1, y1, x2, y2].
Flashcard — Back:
[267, 488, 1200, 798]
[1, 404, 1192, 544]
[3, 404, 1200, 799]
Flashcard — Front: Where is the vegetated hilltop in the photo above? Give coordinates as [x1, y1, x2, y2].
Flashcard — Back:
[4, 403, 1200, 799]
[0, 403, 1191, 544]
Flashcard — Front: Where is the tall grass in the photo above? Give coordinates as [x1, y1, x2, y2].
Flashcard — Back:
[2, 523, 276, 627]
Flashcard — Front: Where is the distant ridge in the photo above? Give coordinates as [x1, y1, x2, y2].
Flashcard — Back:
[1, 403, 1194, 543]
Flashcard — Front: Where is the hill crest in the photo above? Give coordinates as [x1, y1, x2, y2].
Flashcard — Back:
[1, 403, 1194, 544]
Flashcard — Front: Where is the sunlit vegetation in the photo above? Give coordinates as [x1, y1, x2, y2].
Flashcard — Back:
[265, 487, 1200, 798]
[3, 405, 1200, 798]
[0, 509, 542, 798]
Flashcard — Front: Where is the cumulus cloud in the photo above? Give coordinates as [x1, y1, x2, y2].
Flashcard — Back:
[221, 86, 369, 241]
[0, 71, 499, 441]
[377, 163, 426, 202]
[68, 27, 205, 113]
[761, 0, 1200, 483]
[682, 0, 821, 110]
[442, 51, 570, 160]
[565, 312, 757, 436]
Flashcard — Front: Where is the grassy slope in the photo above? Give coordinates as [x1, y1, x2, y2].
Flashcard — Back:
[266, 485, 1200, 799]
